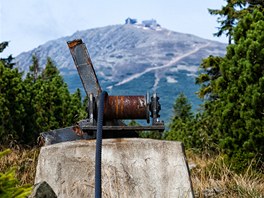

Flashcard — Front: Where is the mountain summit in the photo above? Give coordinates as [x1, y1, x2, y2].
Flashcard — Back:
[15, 23, 226, 123]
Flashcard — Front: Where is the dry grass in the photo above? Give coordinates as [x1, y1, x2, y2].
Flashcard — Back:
[0, 147, 263, 197]
[0, 147, 39, 185]
[187, 151, 264, 198]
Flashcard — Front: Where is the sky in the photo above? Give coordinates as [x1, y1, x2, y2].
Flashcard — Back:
[0, 0, 227, 57]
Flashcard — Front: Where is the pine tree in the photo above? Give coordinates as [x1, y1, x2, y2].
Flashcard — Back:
[209, 0, 264, 44]
[0, 61, 27, 144]
[22, 56, 43, 144]
[197, 7, 264, 170]
[171, 93, 193, 121]
[0, 42, 15, 69]
[164, 93, 195, 146]
[32, 57, 86, 132]
[29, 55, 41, 82]
[41, 57, 59, 80]
[195, 56, 223, 100]
[32, 58, 68, 131]
[67, 88, 87, 124]
[0, 47, 87, 145]
[209, 0, 247, 44]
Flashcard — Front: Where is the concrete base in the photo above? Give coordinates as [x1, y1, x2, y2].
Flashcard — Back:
[35, 138, 194, 198]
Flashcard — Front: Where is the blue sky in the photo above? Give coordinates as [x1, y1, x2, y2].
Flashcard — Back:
[0, 0, 227, 57]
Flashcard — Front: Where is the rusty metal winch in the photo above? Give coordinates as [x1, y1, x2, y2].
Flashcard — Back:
[39, 39, 164, 146]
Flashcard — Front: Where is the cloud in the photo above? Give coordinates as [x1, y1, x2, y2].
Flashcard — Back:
[1, 0, 226, 57]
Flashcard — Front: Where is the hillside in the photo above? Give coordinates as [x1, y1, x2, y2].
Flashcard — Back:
[15, 23, 227, 123]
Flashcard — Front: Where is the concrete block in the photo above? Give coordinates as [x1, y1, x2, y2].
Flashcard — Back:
[35, 138, 194, 197]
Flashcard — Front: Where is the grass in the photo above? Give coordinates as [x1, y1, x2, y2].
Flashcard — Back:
[0, 147, 263, 197]
[0, 147, 39, 186]
[187, 150, 264, 198]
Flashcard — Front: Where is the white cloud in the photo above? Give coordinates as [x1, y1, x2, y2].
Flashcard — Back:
[0, 0, 227, 57]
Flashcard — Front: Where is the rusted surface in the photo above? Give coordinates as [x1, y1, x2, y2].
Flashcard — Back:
[104, 96, 148, 120]
[67, 39, 102, 98]
[67, 39, 83, 48]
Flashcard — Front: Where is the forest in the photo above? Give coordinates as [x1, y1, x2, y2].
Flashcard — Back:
[0, 1, 264, 197]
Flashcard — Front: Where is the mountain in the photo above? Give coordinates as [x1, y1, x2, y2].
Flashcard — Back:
[15, 23, 227, 124]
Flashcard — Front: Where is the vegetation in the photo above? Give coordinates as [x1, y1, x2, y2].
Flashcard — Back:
[208, 0, 247, 44]
[0, 44, 86, 146]
[0, 149, 32, 198]
[208, 0, 264, 44]
[0, 43, 88, 197]
[164, 93, 194, 144]
[1, 1, 264, 197]
[0, 147, 263, 198]
[162, 5, 264, 196]
[128, 120, 162, 139]
[165, 2, 264, 173]
[188, 151, 264, 197]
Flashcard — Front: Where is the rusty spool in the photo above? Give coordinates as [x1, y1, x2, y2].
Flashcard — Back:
[104, 96, 149, 120]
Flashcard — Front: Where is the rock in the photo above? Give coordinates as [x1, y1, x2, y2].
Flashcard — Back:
[29, 181, 57, 198]
[35, 138, 194, 197]
[202, 187, 223, 197]
[188, 162, 197, 170]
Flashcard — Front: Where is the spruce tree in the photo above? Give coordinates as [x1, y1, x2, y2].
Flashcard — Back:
[164, 93, 195, 146]
[209, 0, 264, 44]
[32, 57, 69, 131]
[23, 56, 43, 144]
[0, 47, 87, 145]
[197, 7, 264, 170]
[0, 42, 15, 69]
[0, 61, 27, 144]
[29, 55, 41, 82]
[67, 88, 87, 124]
[32, 57, 86, 132]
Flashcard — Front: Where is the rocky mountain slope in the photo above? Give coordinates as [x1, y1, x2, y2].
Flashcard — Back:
[15, 23, 227, 124]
